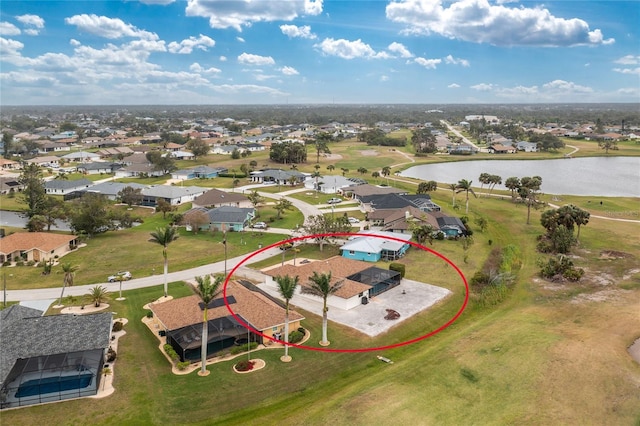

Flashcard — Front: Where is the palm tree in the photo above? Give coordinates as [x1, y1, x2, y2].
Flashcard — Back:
[326, 164, 335, 173]
[448, 183, 457, 207]
[301, 272, 343, 346]
[149, 226, 179, 297]
[456, 179, 477, 214]
[88, 285, 109, 307]
[57, 262, 78, 306]
[275, 274, 299, 361]
[194, 274, 223, 376]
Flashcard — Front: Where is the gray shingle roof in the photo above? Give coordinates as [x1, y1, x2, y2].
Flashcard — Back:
[45, 178, 93, 190]
[0, 306, 112, 386]
[207, 206, 254, 224]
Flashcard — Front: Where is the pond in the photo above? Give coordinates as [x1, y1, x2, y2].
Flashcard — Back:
[400, 156, 640, 197]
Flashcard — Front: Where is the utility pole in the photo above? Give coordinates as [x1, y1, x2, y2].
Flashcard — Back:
[223, 230, 227, 277]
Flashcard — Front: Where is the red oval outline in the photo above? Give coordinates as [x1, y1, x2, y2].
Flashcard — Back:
[223, 232, 468, 353]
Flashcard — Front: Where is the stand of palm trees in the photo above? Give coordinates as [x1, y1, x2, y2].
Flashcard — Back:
[56, 262, 78, 307]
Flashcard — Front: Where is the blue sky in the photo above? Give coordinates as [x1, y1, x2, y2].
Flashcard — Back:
[1, 0, 638, 105]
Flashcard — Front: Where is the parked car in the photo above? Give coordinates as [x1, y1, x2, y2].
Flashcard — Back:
[252, 221, 268, 229]
[108, 271, 132, 282]
[348, 217, 360, 224]
[327, 197, 343, 204]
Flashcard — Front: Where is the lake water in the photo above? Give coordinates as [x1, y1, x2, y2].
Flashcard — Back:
[400, 157, 640, 197]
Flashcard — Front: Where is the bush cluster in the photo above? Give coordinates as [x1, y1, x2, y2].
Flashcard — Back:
[538, 254, 584, 282]
[235, 360, 255, 372]
[389, 262, 406, 278]
[176, 361, 191, 370]
[164, 344, 180, 363]
[230, 342, 258, 355]
[112, 321, 124, 332]
[288, 330, 304, 344]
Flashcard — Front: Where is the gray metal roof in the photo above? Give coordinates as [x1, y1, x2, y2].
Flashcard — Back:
[45, 178, 93, 190]
[0, 306, 112, 386]
[207, 206, 254, 224]
[85, 181, 147, 197]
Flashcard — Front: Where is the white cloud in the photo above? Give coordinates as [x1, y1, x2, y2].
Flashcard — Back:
[613, 67, 640, 75]
[471, 83, 494, 91]
[219, 56, 227, 61]
[386, 0, 614, 46]
[280, 24, 316, 39]
[236, 36, 245, 43]
[448, 83, 460, 88]
[0, 37, 24, 58]
[210, 84, 288, 96]
[315, 38, 377, 59]
[168, 34, 215, 54]
[0, 22, 21, 36]
[413, 57, 441, 69]
[140, 0, 176, 5]
[388, 42, 413, 58]
[542, 79, 593, 93]
[16, 14, 45, 29]
[65, 14, 158, 40]
[238, 52, 275, 66]
[380, 75, 389, 82]
[70, 39, 81, 46]
[614, 55, 640, 65]
[444, 54, 470, 67]
[186, 0, 323, 31]
[190, 62, 222, 74]
[281, 66, 299, 75]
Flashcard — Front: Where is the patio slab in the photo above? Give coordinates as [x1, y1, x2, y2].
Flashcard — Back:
[257, 278, 452, 337]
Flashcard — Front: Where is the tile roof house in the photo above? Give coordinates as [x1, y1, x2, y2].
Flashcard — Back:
[263, 256, 401, 310]
[0, 306, 113, 409]
[0, 232, 79, 263]
[149, 280, 304, 361]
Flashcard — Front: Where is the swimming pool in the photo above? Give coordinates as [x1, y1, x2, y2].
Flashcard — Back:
[15, 374, 93, 398]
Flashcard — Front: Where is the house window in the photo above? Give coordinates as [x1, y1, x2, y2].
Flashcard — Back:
[349, 250, 355, 255]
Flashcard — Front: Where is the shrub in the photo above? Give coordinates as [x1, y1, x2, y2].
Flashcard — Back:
[288, 330, 304, 344]
[235, 360, 255, 372]
[146, 311, 153, 318]
[112, 321, 124, 332]
[2, 261, 11, 267]
[176, 361, 191, 370]
[538, 254, 584, 282]
[230, 342, 258, 355]
[389, 262, 405, 278]
[164, 344, 180, 362]
[16, 261, 24, 267]
[106, 347, 117, 362]
[27, 260, 35, 267]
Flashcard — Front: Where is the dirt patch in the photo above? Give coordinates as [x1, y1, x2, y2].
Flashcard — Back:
[622, 268, 640, 280]
[324, 153, 343, 160]
[628, 338, 640, 364]
[599, 250, 634, 260]
[360, 150, 379, 156]
[570, 288, 632, 304]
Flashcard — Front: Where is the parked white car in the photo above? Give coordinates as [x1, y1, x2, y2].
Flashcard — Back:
[327, 197, 343, 204]
[108, 271, 132, 282]
[348, 217, 360, 224]
[252, 221, 268, 229]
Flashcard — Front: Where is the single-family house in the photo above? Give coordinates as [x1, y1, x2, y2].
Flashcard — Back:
[263, 256, 402, 310]
[76, 181, 147, 201]
[76, 162, 122, 175]
[183, 206, 255, 231]
[149, 280, 304, 361]
[60, 152, 101, 163]
[516, 141, 538, 152]
[45, 179, 93, 195]
[487, 144, 516, 154]
[0, 232, 79, 264]
[0, 305, 112, 409]
[430, 212, 468, 237]
[192, 188, 252, 209]
[340, 230, 412, 262]
[0, 158, 20, 170]
[168, 150, 195, 160]
[250, 169, 306, 186]
[171, 166, 227, 181]
[25, 156, 60, 168]
[304, 175, 356, 194]
[341, 184, 407, 200]
[140, 185, 207, 207]
[0, 177, 24, 195]
[380, 206, 440, 234]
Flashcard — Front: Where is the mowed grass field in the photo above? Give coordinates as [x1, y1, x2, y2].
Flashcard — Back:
[3, 137, 640, 424]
